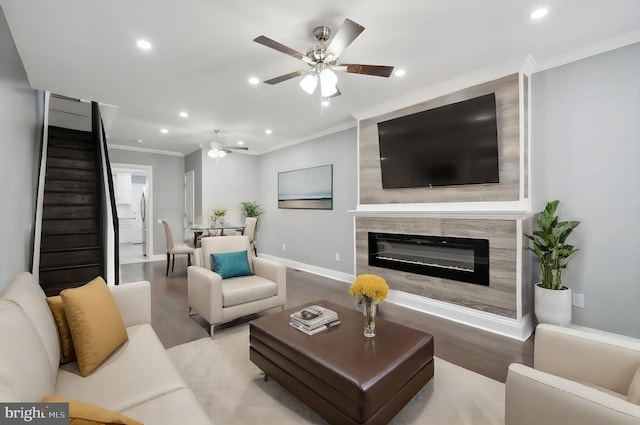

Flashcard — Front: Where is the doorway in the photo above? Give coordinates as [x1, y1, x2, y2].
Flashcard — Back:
[112, 164, 153, 264]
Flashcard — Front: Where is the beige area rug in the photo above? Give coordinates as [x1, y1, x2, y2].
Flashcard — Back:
[167, 325, 505, 425]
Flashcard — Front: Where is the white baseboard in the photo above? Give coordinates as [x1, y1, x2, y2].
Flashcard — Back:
[120, 254, 165, 265]
[222, 253, 534, 341]
[259, 254, 355, 283]
[388, 290, 534, 341]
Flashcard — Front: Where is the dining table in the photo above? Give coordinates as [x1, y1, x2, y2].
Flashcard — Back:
[190, 225, 246, 247]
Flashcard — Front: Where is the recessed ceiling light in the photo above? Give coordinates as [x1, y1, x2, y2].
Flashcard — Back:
[136, 39, 152, 50]
[179, 111, 188, 118]
[160, 128, 168, 134]
[136, 139, 143, 144]
[248, 77, 260, 85]
[321, 99, 330, 107]
[237, 141, 244, 145]
[530, 7, 549, 20]
[265, 129, 272, 135]
[394, 69, 406, 77]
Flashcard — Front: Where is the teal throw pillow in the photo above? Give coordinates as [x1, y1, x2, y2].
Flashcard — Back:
[210, 250, 254, 279]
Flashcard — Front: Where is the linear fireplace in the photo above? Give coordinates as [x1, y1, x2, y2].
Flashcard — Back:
[368, 232, 490, 285]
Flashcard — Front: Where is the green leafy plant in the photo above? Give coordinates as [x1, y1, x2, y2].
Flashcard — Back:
[210, 208, 227, 227]
[240, 201, 264, 220]
[526, 200, 580, 290]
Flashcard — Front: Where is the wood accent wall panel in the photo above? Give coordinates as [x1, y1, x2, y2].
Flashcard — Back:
[359, 74, 520, 204]
[522, 74, 530, 199]
[356, 217, 518, 318]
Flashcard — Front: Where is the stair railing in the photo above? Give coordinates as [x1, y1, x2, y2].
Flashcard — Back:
[92, 102, 119, 284]
[31, 91, 50, 278]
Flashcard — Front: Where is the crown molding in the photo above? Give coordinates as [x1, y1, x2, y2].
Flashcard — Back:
[352, 58, 527, 122]
[533, 30, 640, 73]
[108, 144, 184, 157]
[259, 120, 357, 155]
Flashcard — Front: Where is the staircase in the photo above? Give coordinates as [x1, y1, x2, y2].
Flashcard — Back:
[39, 126, 104, 296]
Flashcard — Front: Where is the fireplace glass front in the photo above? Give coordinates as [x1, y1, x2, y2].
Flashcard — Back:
[368, 232, 489, 285]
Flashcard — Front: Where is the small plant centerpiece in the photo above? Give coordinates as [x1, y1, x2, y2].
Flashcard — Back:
[210, 208, 227, 228]
[350, 274, 389, 338]
[526, 200, 580, 326]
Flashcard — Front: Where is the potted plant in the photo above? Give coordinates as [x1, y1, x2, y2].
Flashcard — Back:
[526, 200, 580, 326]
[240, 200, 264, 221]
[210, 208, 227, 228]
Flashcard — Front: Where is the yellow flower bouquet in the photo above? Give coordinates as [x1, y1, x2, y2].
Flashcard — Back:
[349, 274, 388, 303]
[350, 274, 388, 337]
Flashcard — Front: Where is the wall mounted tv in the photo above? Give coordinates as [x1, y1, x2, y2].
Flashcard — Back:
[377, 93, 500, 189]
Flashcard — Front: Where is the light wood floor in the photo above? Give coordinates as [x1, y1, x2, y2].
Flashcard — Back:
[121, 258, 533, 383]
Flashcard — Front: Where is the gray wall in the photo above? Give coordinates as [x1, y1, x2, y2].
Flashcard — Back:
[257, 127, 357, 275]
[0, 6, 43, 292]
[201, 149, 258, 226]
[531, 42, 640, 337]
[185, 148, 202, 224]
[108, 149, 185, 256]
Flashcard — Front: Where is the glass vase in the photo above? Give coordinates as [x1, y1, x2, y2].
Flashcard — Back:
[363, 298, 377, 338]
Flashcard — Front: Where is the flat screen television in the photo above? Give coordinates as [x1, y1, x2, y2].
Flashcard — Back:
[377, 93, 499, 189]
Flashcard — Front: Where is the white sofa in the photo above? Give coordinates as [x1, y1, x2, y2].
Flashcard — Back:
[506, 324, 640, 425]
[0, 272, 212, 424]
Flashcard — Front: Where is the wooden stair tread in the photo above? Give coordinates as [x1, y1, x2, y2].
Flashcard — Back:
[40, 124, 106, 293]
[40, 263, 102, 272]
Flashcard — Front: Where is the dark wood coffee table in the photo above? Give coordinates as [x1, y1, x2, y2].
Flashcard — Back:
[249, 300, 434, 425]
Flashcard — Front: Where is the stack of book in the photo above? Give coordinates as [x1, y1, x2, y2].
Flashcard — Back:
[289, 305, 341, 335]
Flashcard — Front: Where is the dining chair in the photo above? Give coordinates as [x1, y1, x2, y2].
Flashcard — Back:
[161, 219, 195, 276]
[243, 217, 258, 256]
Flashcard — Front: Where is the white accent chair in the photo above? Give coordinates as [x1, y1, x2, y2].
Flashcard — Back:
[506, 324, 640, 425]
[187, 235, 286, 336]
[161, 219, 195, 276]
[243, 217, 258, 256]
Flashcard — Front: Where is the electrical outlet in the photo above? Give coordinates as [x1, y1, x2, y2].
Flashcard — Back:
[572, 293, 585, 308]
[335, 253, 340, 262]
[282, 244, 286, 251]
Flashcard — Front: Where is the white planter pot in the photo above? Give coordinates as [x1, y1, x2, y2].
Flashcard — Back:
[534, 284, 572, 326]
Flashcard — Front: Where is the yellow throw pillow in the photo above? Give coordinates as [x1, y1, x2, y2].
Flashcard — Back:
[46, 295, 76, 364]
[42, 395, 143, 425]
[60, 277, 128, 377]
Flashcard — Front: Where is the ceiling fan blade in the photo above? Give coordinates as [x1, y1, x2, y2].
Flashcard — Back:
[327, 19, 365, 60]
[263, 69, 312, 85]
[330, 86, 341, 98]
[227, 146, 249, 151]
[254, 35, 315, 65]
[333, 64, 394, 78]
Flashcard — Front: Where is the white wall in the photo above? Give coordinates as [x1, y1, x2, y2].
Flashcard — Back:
[185, 149, 203, 224]
[201, 150, 258, 226]
[257, 127, 357, 275]
[531, 42, 640, 337]
[0, 6, 43, 291]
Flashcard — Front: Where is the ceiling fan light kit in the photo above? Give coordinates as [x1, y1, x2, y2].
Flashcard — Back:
[299, 74, 317, 94]
[320, 67, 338, 97]
[254, 19, 394, 105]
[208, 147, 227, 159]
[207, 130, 248, 159]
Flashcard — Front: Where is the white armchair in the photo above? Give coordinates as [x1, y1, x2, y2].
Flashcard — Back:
[187, 235, 285, 336]
[506, 324, 640, 425]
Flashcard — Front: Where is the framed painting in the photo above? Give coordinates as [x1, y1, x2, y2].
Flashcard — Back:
[278, 164, 333, 210]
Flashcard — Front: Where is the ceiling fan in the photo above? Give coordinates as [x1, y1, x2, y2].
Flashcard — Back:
[207, 130, 248, 159]
[254, 19, 394, 99]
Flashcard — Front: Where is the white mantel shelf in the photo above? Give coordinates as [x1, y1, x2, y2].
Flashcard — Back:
[350, 203, 534, 221]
